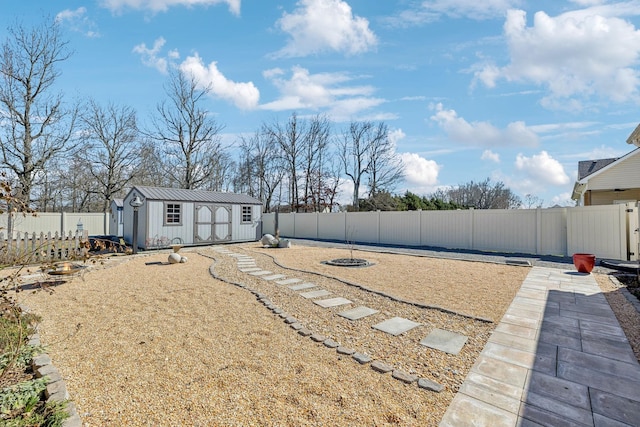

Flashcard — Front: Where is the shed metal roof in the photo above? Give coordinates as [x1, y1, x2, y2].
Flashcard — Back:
[130, 186, 263, 205]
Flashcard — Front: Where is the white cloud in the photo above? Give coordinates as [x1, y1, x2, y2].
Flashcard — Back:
[261, 66, 386, 121]
[400, 153, 442, 194]
[481, 150, 500, 163]
[515, 151, 570, 186]
[475, 8, 640, 108]
[273, 0, 377, 57]
[55, 7, 100, 37]
[100, 0, 240, 15]
[387, 0, 522, 26]
[429, 103, 539, 147]
[180, 54, 260, 110]
[388, 128, 406, 148]
[132, 37, 171, 74]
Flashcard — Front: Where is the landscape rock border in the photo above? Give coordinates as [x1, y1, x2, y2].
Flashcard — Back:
[252, 249, 493, 324]
[203, 252, 446, 393]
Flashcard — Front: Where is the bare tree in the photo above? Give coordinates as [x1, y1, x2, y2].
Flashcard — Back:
[133, 138, 172, 187]
[301, 115, 332, 212]
[80, 100, 139, 211]
[236, 126, 285, 212]
[445, 178, 521, 209]
[523, 193, 543, 209]
[366, 122, 404, 205]
[147, 70, 225, 189]
[0, 17, 78, 205]
[267, 113, 306, 211]
[339, 121, 387, 211]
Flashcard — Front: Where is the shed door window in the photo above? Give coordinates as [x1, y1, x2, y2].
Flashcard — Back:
[241, 206, 252, 223]
[165, 203, 182, 225]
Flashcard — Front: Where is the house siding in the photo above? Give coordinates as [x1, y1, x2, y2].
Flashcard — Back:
[588, 151, 640, 190]
[587, 189, 640, 205]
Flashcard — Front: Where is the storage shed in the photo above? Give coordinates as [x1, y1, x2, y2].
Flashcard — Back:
[109, 198, 124, 237]
[122, 186, 263, 250]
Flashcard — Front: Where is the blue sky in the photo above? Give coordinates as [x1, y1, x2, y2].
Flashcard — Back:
[2, 0, 640, 207]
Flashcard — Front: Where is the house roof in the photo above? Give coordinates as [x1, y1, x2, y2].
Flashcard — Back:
[627, 123, 640, 146]
[112, 198, 124, 207]
[576, 147, 640, 184]
[130, 186, 263, 205]
[577, 157, 619, 180]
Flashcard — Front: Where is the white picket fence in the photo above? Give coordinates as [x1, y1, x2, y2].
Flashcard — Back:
[262, 203, 639, 261]
[0, 230, 90, 265]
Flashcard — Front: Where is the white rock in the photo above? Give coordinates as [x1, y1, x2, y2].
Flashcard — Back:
[261, 234, 279, 247]
[168, 253, 181, 264]
[180, 256, 188, 263]
[278, 239, 291, 248]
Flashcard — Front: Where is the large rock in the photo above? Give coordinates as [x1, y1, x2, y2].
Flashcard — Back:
[261, 234, 279, 247]
[168, 253, 181, 264]
[277, 239, 291, 248]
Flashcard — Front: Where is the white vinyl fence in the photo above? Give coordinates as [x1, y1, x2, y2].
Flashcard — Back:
[263, 204, 638, 261]
[0, 212, 108, 236]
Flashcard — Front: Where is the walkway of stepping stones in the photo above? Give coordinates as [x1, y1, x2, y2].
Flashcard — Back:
[207, 246, 474, 393]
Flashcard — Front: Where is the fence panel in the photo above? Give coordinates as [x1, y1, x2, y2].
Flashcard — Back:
[318, 212, 347, 241]
[567, 204, 627, 260]
[473, 209, 537, 254]
[420, 210, 472, 250]
[0, 230, 89, 265]
[0, 212, 108, 235]
[277, 213, 296, 237]
[539, 208, 567, 256]
[346, 212, 378, 244]
[262, 213, 276, 235]
[292, 213, 318, 239]
[379, 211, 421, 246]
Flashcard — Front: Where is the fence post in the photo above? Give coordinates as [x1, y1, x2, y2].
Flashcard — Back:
[536, 208, 542, 255]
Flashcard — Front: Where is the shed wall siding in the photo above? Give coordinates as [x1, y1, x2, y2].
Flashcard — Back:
[588, 153, 640, 190]
[145, 201, 194, 247]
[231, 204, 260, 242]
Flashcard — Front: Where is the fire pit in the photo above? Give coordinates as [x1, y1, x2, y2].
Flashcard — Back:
[323, 258, 371, 268]
[47, 262, 85, 276]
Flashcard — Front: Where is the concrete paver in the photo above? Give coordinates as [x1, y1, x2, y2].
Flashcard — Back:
[439, 266, 640, 427]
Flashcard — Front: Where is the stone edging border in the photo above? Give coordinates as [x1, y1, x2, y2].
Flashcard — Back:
[20, 313, 81, 427]
[609, 276, 640, 314]
[245, 248, 493, 324]
[201, 252, 446, 393]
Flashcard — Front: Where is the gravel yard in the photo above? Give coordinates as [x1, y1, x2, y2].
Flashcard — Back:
[12, 242, 639, 426]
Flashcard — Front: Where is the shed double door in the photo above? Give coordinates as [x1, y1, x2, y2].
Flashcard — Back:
[194, 204, 231, 243]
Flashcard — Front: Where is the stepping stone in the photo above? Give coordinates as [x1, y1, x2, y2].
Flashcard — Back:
[276, 278, 302, 286]
[418, 378, 444, 392]
[392, 370, 418, 384]
[239, 267, 261, 273]
[262, 274, 286, 281]
[372, 317, 421, 336]
[300, 289, 331, 299]
[288, 283, 317, 291]
[420, 328, 468, 355]
[237, 264, 257, 268]
[249, 270, 272, 276]
[338, 306, 379, 320]
[371, 361, 393, 373]
[314, 297, 352, 308]
[352, 353, 372, 364]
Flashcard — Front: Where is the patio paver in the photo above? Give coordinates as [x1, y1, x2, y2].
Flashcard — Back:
[439, 266, 640, 427]
[313, 297, 352, 308]
[338, 306, 379, 320]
